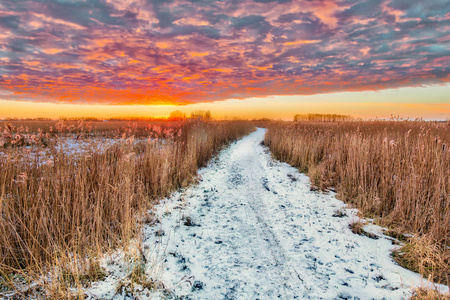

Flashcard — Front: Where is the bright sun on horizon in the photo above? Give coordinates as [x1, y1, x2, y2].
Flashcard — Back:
[0, 0, 449, 120]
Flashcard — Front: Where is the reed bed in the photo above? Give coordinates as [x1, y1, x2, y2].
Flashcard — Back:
[0, 119, 187, 140]
[265, 120, 450, 285]
[0, 120, 254, 297]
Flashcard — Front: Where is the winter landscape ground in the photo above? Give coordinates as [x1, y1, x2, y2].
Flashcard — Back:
[85, 128, 448, 299]
[1, 121, 449, 300]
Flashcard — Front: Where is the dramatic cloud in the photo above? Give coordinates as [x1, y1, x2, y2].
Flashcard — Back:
[0, 0, 449, 105]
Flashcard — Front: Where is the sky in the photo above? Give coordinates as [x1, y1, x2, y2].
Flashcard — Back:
[0, 0, 449, 119]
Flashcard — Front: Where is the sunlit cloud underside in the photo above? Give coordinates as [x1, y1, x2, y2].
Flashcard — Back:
[0, 0, 449, 105]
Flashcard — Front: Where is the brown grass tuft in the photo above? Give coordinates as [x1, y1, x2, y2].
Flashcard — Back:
[393, 235, 449, 285]
[411, 287, 450, 300]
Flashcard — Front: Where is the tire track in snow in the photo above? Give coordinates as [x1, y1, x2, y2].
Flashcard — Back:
[224, 143, 309, 299]
[87, 128, 449, 300]
[245, 150, 312, 299]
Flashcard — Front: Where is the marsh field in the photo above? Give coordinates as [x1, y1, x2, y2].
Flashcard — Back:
[0, 119, 449, 299]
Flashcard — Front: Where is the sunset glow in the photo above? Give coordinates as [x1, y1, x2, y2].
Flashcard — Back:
[1, 85, 449, 120]
[0, 0, 449, 118]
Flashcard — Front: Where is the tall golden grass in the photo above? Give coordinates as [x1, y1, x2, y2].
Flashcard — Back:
[0, 120, 254, 297]
[265, 120, 450, 284]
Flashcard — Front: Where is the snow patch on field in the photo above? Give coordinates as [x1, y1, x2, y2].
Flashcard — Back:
[0, 136, 156, 166]
[85, 128, 449, 299]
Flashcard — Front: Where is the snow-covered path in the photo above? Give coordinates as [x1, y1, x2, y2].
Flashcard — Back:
[88, 128, 448, 300]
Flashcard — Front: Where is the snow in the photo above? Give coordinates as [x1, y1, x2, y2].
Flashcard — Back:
[85, 128, 449, 299]
[0, 136, 152, 165]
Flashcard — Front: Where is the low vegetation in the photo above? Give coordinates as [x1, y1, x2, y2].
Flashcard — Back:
[411, 287, 450, 299]
[265, 120, 450, 285]
[349, 221, 379, 240]
[0, 119, 254, 298]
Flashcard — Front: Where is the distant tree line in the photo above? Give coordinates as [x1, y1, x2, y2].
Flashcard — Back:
[1, 112, 214, 122]
[293, 113, 354, 122]
[168, 110, 212, 121]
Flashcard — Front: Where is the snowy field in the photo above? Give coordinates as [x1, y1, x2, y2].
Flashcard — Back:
[0, 135, 153, 165]
[85, 128, 449, 299]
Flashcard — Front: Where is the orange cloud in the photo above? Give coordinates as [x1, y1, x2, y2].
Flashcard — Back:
[0, 0, 448, 106]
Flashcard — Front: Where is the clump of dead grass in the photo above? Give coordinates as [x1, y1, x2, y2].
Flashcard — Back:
[411, 287, 450, 300]
[392, 235, 449, 286]
[349, 220, 379, 240]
